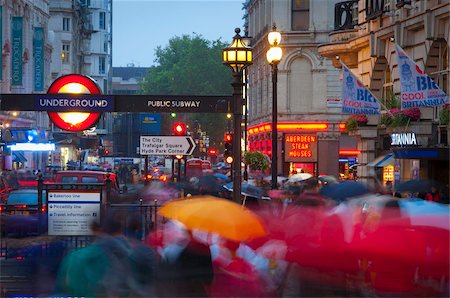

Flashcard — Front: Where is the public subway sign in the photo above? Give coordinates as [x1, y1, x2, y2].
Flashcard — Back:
[390, 132, 418, 146]
[284, 134, 318, 162]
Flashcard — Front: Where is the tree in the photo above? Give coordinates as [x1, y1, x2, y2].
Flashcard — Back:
[141, 34, 232, 146]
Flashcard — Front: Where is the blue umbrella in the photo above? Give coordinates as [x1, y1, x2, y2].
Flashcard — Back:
[223, 182, 264, 199]
[320, 181, 369, 202]
[213, 173, 231, 183]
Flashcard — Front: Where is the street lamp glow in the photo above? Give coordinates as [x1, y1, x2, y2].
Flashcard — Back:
[266, 46, 283, 64]
[268, 28, 281, 46]
[222, 28, 253, 73]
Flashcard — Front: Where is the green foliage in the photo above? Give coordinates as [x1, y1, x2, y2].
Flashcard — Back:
[439, 104, 450, 125]
[345, 117, 358, 132]
[244, 151, 269, 171]
[140, 34, 233, 145]
[384, 91, 400, 109]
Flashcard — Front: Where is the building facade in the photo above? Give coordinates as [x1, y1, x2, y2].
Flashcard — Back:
[245, 0, 359, 178]
[318, 0, 449, 188]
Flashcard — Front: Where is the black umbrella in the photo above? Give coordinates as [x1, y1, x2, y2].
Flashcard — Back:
[320, 181, 369, 202]
[395, 180, 440, 193]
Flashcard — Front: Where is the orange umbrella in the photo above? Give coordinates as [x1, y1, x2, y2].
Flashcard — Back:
[158, 196, 267, 242]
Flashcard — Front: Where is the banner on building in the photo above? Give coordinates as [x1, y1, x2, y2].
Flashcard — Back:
[0, 6, 3, 80]
[341, 62, 380, 115]
[11, 17, 23, 86]
[33, 27, 45, 91]
[395, 44, 449, 109]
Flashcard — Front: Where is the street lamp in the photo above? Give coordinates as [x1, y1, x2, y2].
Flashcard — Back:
[223, 28, 252, 203]
[266, 24, 283, 190]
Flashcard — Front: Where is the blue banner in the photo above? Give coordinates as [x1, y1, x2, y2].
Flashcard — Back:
[34, 94, 114, 112]
[395, 44, 449, 109]
[341, 62, 380, 115]
[33, 27, 45, 91]
[11, 17, 23, 86]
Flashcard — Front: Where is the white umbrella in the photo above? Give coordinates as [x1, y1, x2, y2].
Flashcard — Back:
[263, 175, 289, 184]
[288, 173, 313, 183]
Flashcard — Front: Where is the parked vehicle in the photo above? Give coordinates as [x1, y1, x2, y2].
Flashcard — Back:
[51, 170, 135, 203]
[3, 189, 47, 237]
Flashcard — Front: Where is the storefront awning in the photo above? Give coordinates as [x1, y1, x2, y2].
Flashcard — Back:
[12, 152, 27, 163]
[366, 153, 394, 167]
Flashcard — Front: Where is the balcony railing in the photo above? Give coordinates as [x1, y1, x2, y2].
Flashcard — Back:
[334, 0, 358, 31]
[365, 0, 385, 20]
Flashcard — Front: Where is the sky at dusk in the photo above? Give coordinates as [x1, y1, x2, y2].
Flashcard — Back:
[112, 0, 245, 67]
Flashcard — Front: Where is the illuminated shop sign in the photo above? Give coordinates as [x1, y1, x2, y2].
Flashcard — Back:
[8, 143, 55, 151]
[390, 132, 418, 146]
[284, 134, 318, 162]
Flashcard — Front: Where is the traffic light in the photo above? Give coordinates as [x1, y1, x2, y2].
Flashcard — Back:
[104, 149, 110, 156]
[224, 133, 233, 164]
[173, 122, 187, 136]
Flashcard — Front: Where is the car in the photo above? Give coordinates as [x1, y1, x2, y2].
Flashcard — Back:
[3, 189, 47, 237]
[50, 170, 135, 203]
[143, 167, 171, 183]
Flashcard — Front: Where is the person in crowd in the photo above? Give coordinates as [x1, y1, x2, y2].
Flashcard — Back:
[295, 177, 328, 206]
[425, 186, 440, 202]
[155, 220, 214, 297]
[439, 185, 449, 204]
[56, 212, 156, 297]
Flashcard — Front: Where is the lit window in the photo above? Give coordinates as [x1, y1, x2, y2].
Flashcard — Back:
[62, 43, 70, 63]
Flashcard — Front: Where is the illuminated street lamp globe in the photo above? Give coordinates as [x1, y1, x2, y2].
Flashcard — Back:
[222, 28, 253, 72]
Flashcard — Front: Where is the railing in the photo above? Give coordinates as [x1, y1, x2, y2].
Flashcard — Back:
[365, 0, 385, 20]
[334, 0, 358, 31]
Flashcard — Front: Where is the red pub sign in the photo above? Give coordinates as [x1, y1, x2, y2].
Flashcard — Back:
[284, 134, 318, 162]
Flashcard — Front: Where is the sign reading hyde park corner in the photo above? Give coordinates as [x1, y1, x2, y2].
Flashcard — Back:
[1, 94, 230, 113]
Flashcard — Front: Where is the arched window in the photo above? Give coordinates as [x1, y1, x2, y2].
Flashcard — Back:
[382, 65, 395, 108]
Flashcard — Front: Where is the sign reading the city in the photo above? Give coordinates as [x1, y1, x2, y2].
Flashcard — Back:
[390, 132, 418, 146]
[284, 134, 318, 162]
[45, 74, 107, 131]
[140, 136, 196, 156]
[47, 191, 101, 236]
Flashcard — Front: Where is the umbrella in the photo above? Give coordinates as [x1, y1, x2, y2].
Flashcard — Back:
[395, 179, 440, 193]
[318, 175, 338, 185]
[288, 173, 313, 183]
[223, 182, 264, 199]
[263, 175, 289, 184]
[320, 181, 369, 202]
[396, 199, 450, 230]
[213, 173, 231, 183]
[158, 196, 267, 242]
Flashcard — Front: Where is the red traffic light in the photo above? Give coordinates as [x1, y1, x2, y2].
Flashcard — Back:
[224, 133, 232, 142]
[173, 123, 187, 136]
[208, 148, 217, 156]
[104, 149, 110, 155]
[225, 156, 234, 164]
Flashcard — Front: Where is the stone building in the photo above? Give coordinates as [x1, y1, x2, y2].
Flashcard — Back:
[318, 0, 449, 188]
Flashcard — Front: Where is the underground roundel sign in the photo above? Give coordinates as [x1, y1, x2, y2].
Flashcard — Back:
[47, 74, 102, 131]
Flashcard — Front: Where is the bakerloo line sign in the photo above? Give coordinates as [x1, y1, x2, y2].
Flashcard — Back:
[0, 74, 231, 132]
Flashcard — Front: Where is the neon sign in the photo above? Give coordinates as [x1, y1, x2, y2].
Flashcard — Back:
[284, 134, 318, 162]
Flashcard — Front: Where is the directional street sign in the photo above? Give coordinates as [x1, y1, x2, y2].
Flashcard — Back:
[140, 136, 196, 156]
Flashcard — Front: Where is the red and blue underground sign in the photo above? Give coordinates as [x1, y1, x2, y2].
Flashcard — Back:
[35, 74, 114, 131]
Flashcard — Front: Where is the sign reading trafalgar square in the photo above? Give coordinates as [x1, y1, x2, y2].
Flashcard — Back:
[140, 136, 196, 156]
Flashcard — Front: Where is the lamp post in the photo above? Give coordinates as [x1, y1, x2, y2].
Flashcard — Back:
[266, 24, 283, 190]
[223, 28, 252, 203]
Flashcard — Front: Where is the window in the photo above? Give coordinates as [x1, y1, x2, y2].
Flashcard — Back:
[62, 43, 70, 63]
[382, 66, 394, 108]
[99, 56, 106, 74]
[429, 42, 449, 120]
[103, 35, 108, 52]
[99, 12, 106, 30]
[292, 0, 309, 31]
[63, 17, 70, 31]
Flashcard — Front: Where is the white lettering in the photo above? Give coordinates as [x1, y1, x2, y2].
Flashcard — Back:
[391, 132, 418, 146]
